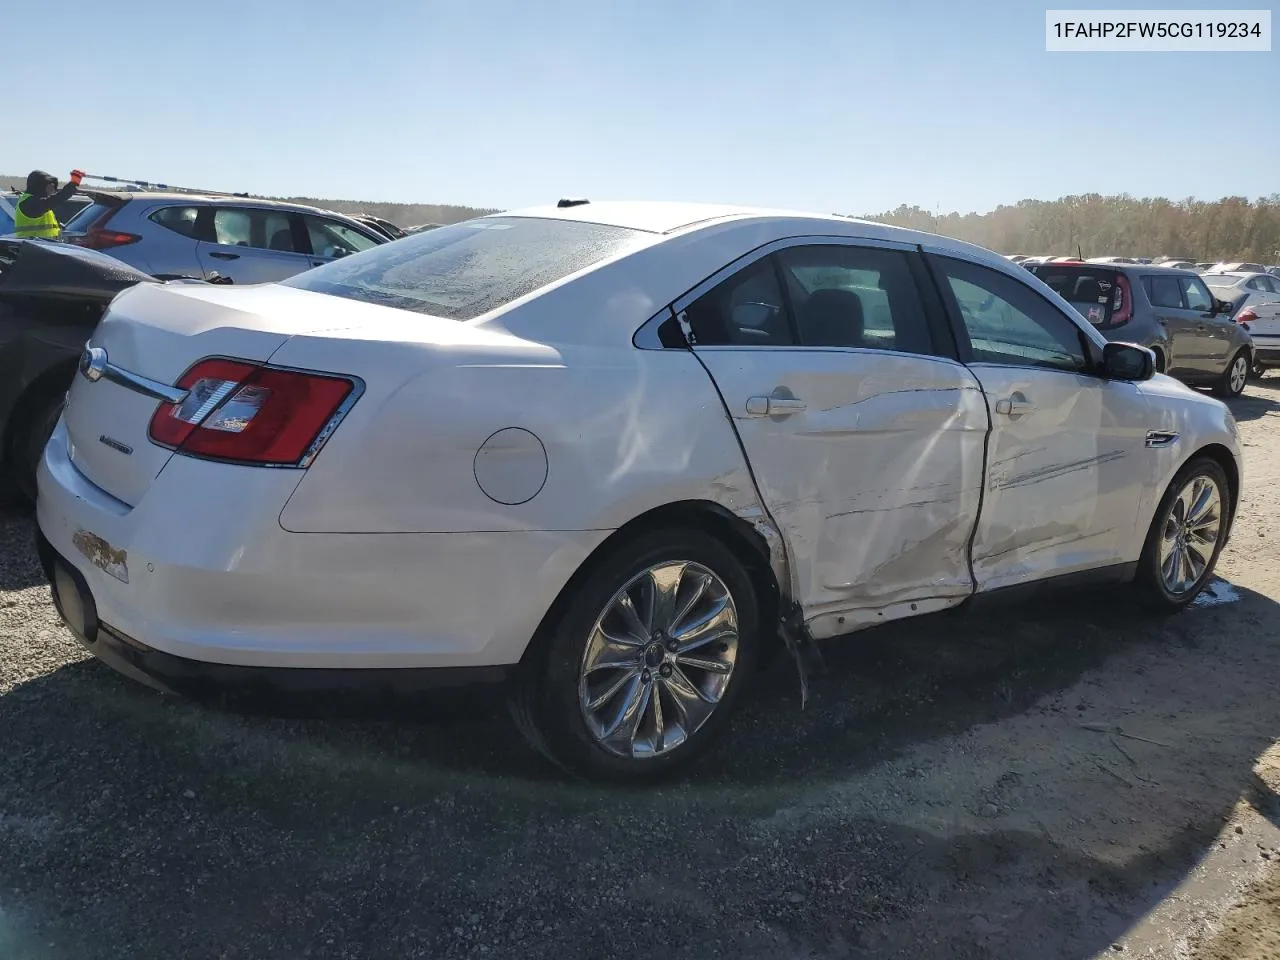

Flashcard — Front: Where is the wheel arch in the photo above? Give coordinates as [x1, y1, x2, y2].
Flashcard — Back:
[3, 357, 77, 467]
[519, 499, 785, 668]
[1192, 442, 1241, 519]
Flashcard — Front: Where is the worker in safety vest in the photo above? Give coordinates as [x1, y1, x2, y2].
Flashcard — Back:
[14, 169, 85, 240]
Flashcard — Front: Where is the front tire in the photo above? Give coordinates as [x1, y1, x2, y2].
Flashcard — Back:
[1134, 457, 1231, 612]
[1213, 350, 1249, 398]
[510, 528, 761, 782]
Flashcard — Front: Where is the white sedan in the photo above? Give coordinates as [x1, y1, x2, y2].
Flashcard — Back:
[36, 201, 1242, 781]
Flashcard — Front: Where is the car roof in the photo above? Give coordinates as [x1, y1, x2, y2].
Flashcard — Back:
[492, 200, 1004, 262]
[84, 189, 352, 218]
[1031, 260, 1201, 279]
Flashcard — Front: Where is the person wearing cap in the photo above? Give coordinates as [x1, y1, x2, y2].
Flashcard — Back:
[14, 169, 85, 239]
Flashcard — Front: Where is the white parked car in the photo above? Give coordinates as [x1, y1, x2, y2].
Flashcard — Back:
[1202, 272, 1280, 376]
[36, 202, 1243, 781]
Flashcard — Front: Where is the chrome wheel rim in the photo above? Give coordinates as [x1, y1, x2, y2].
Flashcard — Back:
[1230, 356, 1247, 393]
[578, 561, 739, 759]
[1158, 474, 1223, 595]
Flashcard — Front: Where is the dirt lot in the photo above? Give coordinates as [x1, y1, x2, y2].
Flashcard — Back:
[5, 384, 1280, 959]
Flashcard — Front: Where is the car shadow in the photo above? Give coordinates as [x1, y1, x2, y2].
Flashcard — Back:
[1224, 389, 1280, 422]
[4, 564, 1280, 958]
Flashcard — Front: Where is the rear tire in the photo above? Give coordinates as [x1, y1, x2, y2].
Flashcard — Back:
[1134, 457, 1231, 612]
[1213, 350, 1249, 398]
[509, 528, 761, 782]
[8, 391, 65, 505]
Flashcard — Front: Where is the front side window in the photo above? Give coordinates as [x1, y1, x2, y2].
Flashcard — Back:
[286, 216, 648, 321]
[776, 245, 933, 354]
[1180, 276, 1213, 311]
[936, 257, 1088, 373]
[304, 216, 381, 259]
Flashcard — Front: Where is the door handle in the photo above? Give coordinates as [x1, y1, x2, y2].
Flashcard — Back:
[208, 251, 240, 260]
[994, 396, 1033, 418]
[746, 396, 807, 417]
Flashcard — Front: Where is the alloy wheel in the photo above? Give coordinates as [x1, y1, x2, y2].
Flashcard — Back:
[1229, 355, 1248, 394]
[578, 560, 739, 759]
[1157, 474, 1223, 596]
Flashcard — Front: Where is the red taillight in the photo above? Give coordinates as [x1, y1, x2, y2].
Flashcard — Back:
[1238, 307, 1257, 326]
[69, 228, 142, 250]
[1109, 274, 1133, 327]
[148, 358, 355, 466]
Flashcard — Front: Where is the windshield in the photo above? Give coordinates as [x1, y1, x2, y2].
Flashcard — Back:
[1202, 274, 1243, 288]
[284, 216, 649, 320]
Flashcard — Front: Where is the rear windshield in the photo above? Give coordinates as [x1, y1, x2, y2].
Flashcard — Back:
[63, 201, 117, 233]
[1030, 264, 1118, 325]
[284, 216, 649, 320]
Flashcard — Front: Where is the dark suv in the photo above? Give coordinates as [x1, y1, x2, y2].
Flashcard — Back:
[1029, 261, 1254, 398]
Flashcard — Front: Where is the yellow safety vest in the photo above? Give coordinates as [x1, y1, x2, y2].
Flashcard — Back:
[13, 193, 60, 239]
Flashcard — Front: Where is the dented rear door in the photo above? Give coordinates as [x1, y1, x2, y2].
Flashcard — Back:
[680, 237, 988, 638]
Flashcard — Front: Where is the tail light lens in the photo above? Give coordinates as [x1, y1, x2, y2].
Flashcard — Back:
[1108, 274, 1133, 328]
[68, 228, 142, 250]
[1237, 307, 1257, 328]
[148, 358, 356, 466]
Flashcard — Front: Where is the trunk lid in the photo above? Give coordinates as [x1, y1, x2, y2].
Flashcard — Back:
[63, 282, 358, 506]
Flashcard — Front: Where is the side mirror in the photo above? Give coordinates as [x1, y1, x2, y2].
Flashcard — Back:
[1215, 298, 1236, 316]
[1103, 341, 1155, 382]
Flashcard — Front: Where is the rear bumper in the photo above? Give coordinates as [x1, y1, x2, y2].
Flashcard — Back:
[36, 420, 609, 675]
[37, 528, 509, 698]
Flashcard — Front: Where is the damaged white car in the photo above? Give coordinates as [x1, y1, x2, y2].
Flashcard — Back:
[36, 201, 1242, 780]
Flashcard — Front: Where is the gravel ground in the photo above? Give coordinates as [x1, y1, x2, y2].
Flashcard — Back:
[5, 383, 1280, 959]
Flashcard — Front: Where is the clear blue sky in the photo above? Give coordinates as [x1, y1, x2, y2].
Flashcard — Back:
[20, 0, 1278, 214]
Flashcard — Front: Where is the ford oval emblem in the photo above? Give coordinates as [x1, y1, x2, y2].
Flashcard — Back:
[80, 346, 108, 383]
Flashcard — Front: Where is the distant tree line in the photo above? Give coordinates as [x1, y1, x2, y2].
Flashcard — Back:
[860, 193, 1280, 263]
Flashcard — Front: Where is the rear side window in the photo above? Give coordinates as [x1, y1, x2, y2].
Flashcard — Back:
[683, 258, 790, 346]
[1143, 274, 1184, 308]
[149, 205, 200, 238]
[285, 216, 648, 321]
[212, 207, 296, 252]
[63, 201, 116, 233]
[777, 245, 934, 354]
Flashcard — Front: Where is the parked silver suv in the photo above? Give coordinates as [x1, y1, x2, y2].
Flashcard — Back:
[1029, 261, 1255, 397]
[60, 192, 388, 283]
